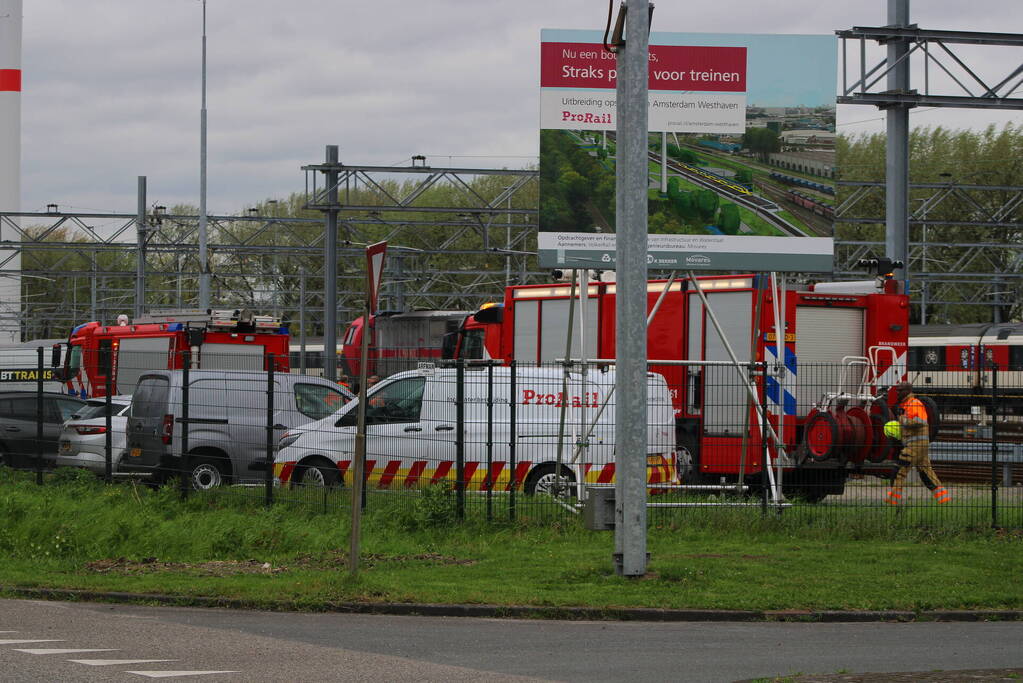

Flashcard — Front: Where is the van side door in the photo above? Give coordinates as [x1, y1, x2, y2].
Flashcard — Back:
[126, 375, 172, 469]
[356, 375, 430, 487]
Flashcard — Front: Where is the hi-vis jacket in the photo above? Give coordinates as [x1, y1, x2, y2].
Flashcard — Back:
[898, 394, 929, 444]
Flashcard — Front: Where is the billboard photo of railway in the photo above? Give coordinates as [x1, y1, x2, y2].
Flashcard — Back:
[538, 30, 837, 272]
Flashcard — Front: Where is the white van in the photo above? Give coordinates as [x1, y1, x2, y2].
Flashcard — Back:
[273, 365, 676, 495]
[124, 370, 353, 489]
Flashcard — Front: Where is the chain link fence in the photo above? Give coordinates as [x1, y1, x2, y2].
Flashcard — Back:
[2, 345, 1020, 529]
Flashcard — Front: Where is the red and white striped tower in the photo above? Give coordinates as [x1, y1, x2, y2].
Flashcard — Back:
[0, 0, 22, 341]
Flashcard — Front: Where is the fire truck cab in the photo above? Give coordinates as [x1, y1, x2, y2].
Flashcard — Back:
[64, 309, 290, 398]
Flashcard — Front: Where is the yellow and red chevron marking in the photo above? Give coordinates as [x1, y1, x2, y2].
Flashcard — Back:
[277, 455, 676, 492]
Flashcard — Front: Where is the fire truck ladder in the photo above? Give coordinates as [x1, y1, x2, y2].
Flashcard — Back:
[133, 308, 282, 330]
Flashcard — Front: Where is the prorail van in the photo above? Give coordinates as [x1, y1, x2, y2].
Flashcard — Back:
[273, 365, 677, 495]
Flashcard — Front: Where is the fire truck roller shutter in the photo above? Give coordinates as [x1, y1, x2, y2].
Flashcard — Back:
[200, 343, 264, 371]
[793, 307, 865, 417]
[538, 297, 600, 362]
[117, 337, 172, 395]
[701, 292, 752, 436]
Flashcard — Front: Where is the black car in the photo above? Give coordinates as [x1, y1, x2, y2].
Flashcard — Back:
[0, 392, 86, 469]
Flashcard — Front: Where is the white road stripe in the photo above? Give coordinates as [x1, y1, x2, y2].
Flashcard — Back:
[127, 671, 240, 678]
[0, 639, 64, 645]
[15, 648, 118, 655]
[71, 659, 177, 666]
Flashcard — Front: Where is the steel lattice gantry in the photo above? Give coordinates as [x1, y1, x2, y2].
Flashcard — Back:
[0, 164, 541, 341]
[835, 180, 1023, 323]
[836, 7, 1023, 323]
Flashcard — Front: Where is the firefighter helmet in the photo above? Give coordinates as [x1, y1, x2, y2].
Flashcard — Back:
[883, 420, 901, 439]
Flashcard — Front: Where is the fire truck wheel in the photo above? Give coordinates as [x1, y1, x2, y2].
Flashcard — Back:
[675, 436, 708, 485]
[290, 457, 341, 488]
[524, 464, 577, 498]
[187, 455, 228, 490]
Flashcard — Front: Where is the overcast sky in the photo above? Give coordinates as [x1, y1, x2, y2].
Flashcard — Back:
[18, 0, 1023, 216]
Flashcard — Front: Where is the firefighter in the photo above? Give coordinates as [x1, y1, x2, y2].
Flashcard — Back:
[884, 381, 950, 506]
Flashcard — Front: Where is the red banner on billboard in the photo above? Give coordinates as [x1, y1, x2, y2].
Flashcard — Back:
[540, 42, 746, 92]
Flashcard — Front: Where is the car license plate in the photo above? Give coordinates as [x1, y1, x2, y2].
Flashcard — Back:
[59, 440, 71, 453]
[130, 447, 142, 458]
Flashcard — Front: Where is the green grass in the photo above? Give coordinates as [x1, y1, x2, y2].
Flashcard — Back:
[1, 468, 1021, 612]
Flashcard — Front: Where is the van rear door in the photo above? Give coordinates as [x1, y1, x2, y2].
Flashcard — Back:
[125, 374, 171, 468]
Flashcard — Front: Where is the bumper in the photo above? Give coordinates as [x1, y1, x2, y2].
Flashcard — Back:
[55, 450, 123, 475]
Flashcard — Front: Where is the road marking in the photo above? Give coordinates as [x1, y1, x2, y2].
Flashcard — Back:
[127, 671, 240, 678]
[15, 648, 118, 655]
[71, 659, 177, 666]
[0, 639, 64, 645]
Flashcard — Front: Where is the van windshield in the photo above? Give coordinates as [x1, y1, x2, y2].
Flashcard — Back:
[131, 377, 169, 418]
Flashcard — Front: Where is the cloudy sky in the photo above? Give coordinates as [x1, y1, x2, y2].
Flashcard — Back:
[18, 0, 1023, 216]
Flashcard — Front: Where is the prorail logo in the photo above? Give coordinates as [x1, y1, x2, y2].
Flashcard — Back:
[561, 112, 612, 124]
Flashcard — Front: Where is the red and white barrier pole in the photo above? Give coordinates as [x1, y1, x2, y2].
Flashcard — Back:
[0, 0, 22, 342]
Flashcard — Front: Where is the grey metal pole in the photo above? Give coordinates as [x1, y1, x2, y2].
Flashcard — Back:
[299, 268, 307, 375]
[324, 145, 339, 382]
[198, 0, 210, 309]
[613, 0, 650, 578]
[135, 176, 146, 319]
[885, 0, 911, 289]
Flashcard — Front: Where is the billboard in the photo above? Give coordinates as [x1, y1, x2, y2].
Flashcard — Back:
[539, 30, 837, 272]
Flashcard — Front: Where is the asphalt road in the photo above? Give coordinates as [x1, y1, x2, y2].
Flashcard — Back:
[2, 598, 1022, 682]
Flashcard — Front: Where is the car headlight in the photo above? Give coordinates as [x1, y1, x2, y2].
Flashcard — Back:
[278, 431, 303, 450]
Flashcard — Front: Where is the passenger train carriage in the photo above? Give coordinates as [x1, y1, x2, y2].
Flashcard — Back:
[909, 323, 1023, 417]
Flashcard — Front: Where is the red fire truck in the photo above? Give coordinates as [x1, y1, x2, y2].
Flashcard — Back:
[445, 273, 913, 501]
[63, 309, 290, 398]
[339, 310, 469, 379]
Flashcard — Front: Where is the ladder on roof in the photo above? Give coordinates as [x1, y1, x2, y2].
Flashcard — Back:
[133, 308, 281, 330]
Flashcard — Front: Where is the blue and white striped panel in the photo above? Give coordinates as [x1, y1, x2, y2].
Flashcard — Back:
[765, 344, 797, 416]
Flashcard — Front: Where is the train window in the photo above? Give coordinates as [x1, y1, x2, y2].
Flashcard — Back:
[1010, 346, 1023, 371]
[908, 346, 943, 372]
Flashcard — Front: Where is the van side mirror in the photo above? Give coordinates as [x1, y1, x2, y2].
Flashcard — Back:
[50, 344, 62, 368]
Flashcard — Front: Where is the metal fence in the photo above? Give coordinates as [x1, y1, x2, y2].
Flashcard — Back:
[2, 344, 1020, 529]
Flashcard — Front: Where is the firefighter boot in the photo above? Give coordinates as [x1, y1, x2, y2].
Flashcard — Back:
[884, 489, 903, 506]
[932, 486, 951, 505]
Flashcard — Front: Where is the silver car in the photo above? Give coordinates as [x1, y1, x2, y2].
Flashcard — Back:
[56, 396, 132, 475]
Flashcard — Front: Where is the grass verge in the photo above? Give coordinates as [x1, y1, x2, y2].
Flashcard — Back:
[1, 468, 1021, 613]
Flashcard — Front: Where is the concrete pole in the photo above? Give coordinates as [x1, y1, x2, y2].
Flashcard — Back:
[613, 0, 650, 578]
[198, 0, 210, 309]
[0, 0, 23, 341]
[135, 176, 147, 319]
[885, 0, 911, 289]
[323, 145, 339, 382]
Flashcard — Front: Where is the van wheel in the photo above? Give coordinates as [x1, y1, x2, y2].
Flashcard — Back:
[524, 464, 577, 498]
[188, 457, 227, 490]
[291, 457, 341, 488]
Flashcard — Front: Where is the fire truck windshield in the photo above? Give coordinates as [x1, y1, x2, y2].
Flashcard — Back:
[66, 345, 82, 377]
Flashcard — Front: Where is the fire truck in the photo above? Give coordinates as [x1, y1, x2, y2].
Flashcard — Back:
[444, 273, 915, 501]
[63, 309, 290, 398]
[339, 310, 469, 379]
